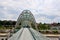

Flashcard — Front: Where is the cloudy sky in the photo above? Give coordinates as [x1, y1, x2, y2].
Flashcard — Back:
[0, 0, 60, 23]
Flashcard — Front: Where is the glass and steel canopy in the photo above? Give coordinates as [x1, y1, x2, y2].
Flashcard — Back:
[8, 10, 50, 40]
[15, 10, 37, 29]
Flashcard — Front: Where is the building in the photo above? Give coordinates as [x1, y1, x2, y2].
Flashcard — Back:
[49, 23, 60, 30]
[0, 30, 11, 40]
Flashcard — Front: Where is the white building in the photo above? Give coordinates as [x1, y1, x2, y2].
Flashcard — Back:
[0, 29, 12, 40]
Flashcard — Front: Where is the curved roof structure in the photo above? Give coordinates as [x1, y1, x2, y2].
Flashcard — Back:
[15, 10, 37, 29]
[8, 10, 50, 40]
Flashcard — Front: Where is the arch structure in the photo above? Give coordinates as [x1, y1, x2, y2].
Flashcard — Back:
[8, 10, 50, 40]
[15, 10, 37, 30]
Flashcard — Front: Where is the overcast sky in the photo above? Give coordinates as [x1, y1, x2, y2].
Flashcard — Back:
[0, 0, 60, 23]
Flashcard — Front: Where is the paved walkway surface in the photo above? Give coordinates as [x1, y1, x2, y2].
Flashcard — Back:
[8, 28, 50, 40]
[19, 28, 34, 40]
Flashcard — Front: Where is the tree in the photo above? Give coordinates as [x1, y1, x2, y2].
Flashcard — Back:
[12, 21, 16, 25]
[37, 23, 50, 30]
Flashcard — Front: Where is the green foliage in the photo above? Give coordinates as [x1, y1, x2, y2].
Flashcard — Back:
[37, 23, 50, 30]
[0, 20, 16, 25]
[16, 26, 21, 29]
[0, 20, 16, 29]
[53, 28, 57, 30]
[0, 26, 5, 29]
[53, 31, 58, 34]
[31, 23, 36, 30]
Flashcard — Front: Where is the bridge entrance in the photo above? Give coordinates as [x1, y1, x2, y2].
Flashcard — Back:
[15, 10, 38, 30]
[8, 10, 50, 40]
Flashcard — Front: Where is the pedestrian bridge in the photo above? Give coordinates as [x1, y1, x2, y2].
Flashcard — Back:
[8, 10, 50, 40]
[8, 28, 50, 40]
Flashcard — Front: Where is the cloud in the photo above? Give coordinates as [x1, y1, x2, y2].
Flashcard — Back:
[0, 0, 60, 23]
[35, 15, 60, 23]
[36, 16, 52, 23]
